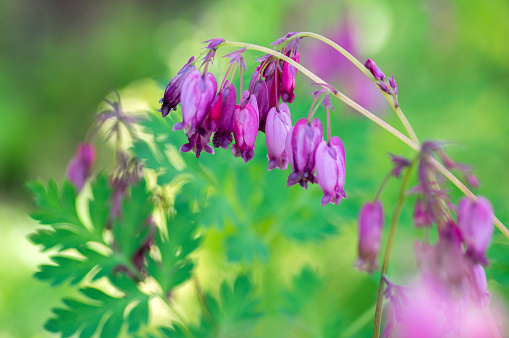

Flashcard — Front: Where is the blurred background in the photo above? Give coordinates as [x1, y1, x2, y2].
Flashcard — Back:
[1, 0, 509, 336]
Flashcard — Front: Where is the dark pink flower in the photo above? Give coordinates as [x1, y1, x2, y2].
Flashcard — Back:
[159, 57, 195, 117]
[280, 51, 299, 103]
[315, 136, 346, 206]
[249, 70, 270, 132]
[286, 118, 323, 188]
[172, 70, 217, 135]
[66, 143, 96, 192]
[231, 92, 259, 163]
[457, 196, 494, 265]
[265, 103, 292, 171]
[355, 201, 383, 273]
[212, 81, 237, 149]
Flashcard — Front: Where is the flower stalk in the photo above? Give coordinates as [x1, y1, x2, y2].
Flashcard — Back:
[220, 40, 509, 241]
[373, 157, 416, 337]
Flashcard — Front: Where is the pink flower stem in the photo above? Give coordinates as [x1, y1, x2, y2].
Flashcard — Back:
[326, 106, 331, 143]
[373, 158, 416, 338]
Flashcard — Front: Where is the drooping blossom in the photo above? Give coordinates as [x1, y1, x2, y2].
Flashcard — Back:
[280, 51, 299, 103]
[212, 81, 237, 149]
[249, 69, 270, 132]
[159, 57, 196, 117]
[457, 196, 494, 265]
[265, 103, 292, 170]
[66, 143, 96, 192]
[315, 136, 346, 206]
[173, 70, 217, 136]
[231, 92, 259, 163]
[355, 201, 383, 273]
[286, 118, 323, 188]
[179, 90, 222, 158]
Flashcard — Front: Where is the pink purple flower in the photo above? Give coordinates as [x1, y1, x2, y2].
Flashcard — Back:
[457, 196, 494, 265]
[212, 81, 237, 149]
[66, 143, 96, 192]
[173, 69, 217, 136]
[159, 57, 196, 117]
[265, 103, 292, 171]
[286, 118, 323, 188]
[231, 92, 259, 163]
[315, 136, 346, 206]
[355, 201, 383, 273]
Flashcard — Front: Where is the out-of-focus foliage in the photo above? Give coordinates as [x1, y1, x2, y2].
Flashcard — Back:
[1, 0, 509, 336]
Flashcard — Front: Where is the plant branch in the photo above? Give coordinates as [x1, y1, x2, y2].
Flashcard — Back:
[220, 40, 509, 242]
[373, 158, 416, 337]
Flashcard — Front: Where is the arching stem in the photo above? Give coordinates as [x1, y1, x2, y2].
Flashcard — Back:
[373, 158, 416, 337]
[220, 40, 509, 241]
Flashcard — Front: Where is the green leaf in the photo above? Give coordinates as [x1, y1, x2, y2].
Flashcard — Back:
[28, 227, 85, 252]
[280, 206, 337, 241]
[88, 173, 113, 235]
[127, 299, 150, 333]
[28, 179, 84, 229]
[45, 287, 149, 338]
[225, 230, 269, 263]
[147, 200, 201, 294]
[113, 180, 152, 258]
[34, 247, 119, 286]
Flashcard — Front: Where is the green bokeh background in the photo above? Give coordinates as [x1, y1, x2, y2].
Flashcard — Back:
[1, 0, 509, 336]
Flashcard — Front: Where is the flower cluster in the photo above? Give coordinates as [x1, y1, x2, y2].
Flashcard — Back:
[159, 36, 346, 206]
[354, 142, 497, 335]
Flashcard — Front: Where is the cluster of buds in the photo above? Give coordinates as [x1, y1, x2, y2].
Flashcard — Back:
[364, 59, 398, 108]
[159, 36, 346, 206]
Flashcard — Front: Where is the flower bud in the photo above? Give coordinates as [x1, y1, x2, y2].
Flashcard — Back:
[212, 82, 237, 149]
[159, 57, 195, 117]
[265, 103, 292, 171]
[315, 136, 346, 206]
[364, 58, 385, 80]
[173, 70, 217, 135]
[66, 143, 96, 192]
[355, 201, 383, 273]
[457, 196, 494, 265]
[231, 92, 259, 163]
[281, 51, 299, 103]
[286, 118, 323, 188]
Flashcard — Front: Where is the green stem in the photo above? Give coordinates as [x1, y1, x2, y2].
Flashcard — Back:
[222, 41, 417, 151]
[373, 158, 416, 337]
[291, 32, 420, 146]
[219, 40, 509, 242]
[373, 171, 393, 202]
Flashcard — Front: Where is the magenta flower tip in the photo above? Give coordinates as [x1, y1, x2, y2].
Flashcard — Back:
[356, 201, 383, 273]
[66, 143, 97, 192]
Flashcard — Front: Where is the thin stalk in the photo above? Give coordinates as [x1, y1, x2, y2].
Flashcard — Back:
[374, 171, 393, 202]
[290, 32, 420, 145]
[373, 159, 416, 337]
[222, 41, 417, 151]
[326, 107, 331, 143]
[220, 40, 509, 241]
